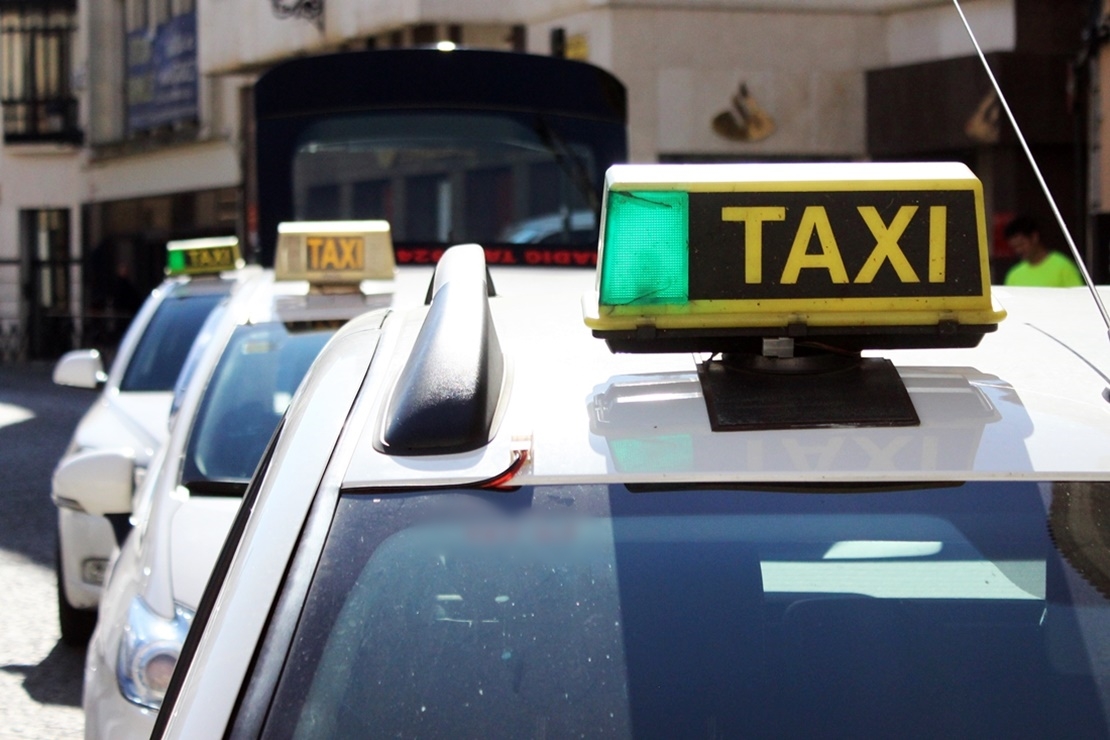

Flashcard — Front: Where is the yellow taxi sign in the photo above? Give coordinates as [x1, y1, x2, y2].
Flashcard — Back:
[275, 220, 395, 285]
[584, 162, 1006, 351]
[165, 236, 242, 276]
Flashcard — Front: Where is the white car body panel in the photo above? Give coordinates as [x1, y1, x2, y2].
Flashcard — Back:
[83, 484, 240, 739]
[57, 509, 117, 609]
[168, 497, 240, 609]
[69, 392, 172, 462]
[84, 528, 157, 738]
[58, 391, 170, 610]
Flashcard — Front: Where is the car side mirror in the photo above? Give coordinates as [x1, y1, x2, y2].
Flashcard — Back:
[53, 349, 107, 389]
[52, 448, 135, 516]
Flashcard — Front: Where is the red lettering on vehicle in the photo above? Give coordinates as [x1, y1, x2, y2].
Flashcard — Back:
[484, 248, 518, 264]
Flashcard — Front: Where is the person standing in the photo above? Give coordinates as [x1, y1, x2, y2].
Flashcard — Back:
[1003, 216, 1084, 287]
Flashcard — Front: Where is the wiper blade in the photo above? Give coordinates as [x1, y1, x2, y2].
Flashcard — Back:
[533, 114, 600, 214]
[183, 479, 249, 497]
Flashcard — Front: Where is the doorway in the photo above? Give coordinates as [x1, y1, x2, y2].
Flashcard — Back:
[21, 208, 71, 359]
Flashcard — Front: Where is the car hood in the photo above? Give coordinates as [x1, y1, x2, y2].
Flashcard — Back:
[70, 391, 174, 465]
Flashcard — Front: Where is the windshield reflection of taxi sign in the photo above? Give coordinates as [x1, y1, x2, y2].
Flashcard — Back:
[165, 236, 242, 277]
[584, 162, 1007, 351]
[275, 220, 395, 284]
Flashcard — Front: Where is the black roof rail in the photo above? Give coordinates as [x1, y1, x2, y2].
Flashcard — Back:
[423, 249, 497, 304]
[379, 244, 505, 455]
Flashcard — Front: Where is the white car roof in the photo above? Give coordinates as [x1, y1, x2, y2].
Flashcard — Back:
[329, 278, 1110, 487]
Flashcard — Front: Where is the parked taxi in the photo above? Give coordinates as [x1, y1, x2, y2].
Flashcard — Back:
[154, 163, 1110, 738]
[55, 222, 416, 737]
[50, 237, 255, 645]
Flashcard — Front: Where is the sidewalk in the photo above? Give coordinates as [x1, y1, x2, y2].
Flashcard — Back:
[0, 357, 87, 738]
[0, 359, 94, 566]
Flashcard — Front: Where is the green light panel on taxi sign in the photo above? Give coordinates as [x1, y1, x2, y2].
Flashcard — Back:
[167, 250, 186, 274]
[600, 190, 688, 305]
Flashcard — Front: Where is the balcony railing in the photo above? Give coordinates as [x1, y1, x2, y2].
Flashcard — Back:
[3, 96, 81, 144]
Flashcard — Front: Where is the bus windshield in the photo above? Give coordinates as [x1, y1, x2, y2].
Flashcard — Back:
[291, 111, 608, 249]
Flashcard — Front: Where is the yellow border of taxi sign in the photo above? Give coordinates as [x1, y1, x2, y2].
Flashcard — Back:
[165, 236, 243, 277]
[275, 220, 396, 284]
[584, 162, 1006, 337]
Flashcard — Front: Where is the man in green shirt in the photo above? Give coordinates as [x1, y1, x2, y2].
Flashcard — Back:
[1003, 215, 1085, 287]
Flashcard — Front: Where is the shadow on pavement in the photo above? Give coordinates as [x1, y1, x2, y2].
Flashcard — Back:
[0, 361, 96, 568]
[1, 640, 86, 707]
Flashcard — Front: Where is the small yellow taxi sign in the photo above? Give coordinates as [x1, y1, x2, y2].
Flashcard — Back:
[165, 236, 242, 276]
[584, 162, 1006, 351]
[275, 220, 395, 285]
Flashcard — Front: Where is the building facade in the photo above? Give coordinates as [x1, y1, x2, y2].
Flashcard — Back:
[0, 0, 1094, 359]
[1092, 0, 1110, 281]
[0, 1, 83, 360]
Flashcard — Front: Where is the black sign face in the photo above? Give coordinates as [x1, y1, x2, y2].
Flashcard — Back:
[305, 236, 366, 271]
[687, 190, 983, 300]
[180, 245, 237, 272]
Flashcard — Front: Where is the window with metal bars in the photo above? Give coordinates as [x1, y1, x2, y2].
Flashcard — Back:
[0, 1, 79, 144]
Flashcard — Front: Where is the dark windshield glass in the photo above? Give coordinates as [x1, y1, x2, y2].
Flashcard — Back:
[120, 292, 224, 392]
[262, 481, 1110, 738]
[292, 112, 609, 249]
[181, 322, 332, 488]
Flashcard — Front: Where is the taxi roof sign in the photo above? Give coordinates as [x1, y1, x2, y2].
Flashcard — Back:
[275, 220, 395, 285]
[584, 162, 1006, 352]
[165, 236, 243, 277]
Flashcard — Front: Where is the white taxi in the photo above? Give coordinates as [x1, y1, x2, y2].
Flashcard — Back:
[53, 221, 430, 737]
[153, 163, 1110, 737]
[50, 237, 255, 645]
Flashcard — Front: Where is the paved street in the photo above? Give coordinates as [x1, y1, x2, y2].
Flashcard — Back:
[0, 361, 92, 739]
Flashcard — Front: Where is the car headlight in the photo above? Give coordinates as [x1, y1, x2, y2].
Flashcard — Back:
[116, 595, 194, 709]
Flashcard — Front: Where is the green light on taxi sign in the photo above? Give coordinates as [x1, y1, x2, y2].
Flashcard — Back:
[167, 250, 186, 274]
[586, 162, 1006, 352]
[600, 190, 688, 305]
[165, 236, 242, 277]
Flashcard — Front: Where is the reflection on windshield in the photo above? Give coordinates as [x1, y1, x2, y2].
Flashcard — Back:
[120, 293, 223, 392]
[182, 323, 332, 488]
[1050, 481, 1110, 598]
[590, 368, 1022, 475]
[293, 113, 600, 247]
[266, 481, 1110, 738]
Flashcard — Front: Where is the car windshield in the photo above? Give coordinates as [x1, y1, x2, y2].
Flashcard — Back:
[260, 480, 1110, 738]
[119, 291, 224, 392]
[292, 112, 606, 249]
[180, 322, 333, 489]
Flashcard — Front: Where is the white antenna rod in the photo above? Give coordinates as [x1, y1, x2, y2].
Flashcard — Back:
[952, 0, 1110, 336]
